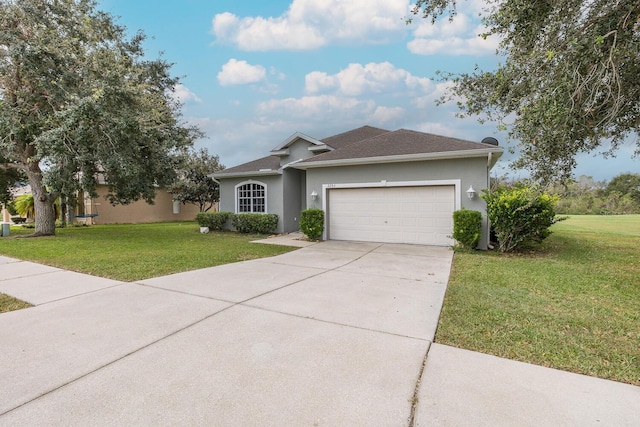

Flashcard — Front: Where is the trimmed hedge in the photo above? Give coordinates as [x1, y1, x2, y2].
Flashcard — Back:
[452, 209, 482, 250]
[231, 213, 279, 234]
[196, 212, 231, 231]
[300, 208, 324, 240]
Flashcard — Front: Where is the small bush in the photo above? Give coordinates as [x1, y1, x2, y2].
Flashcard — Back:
[300, 208, 324, 240]
[452, 209, 482, 250]
[196, 212, 231, 231]
[482, 185, 563, 252]
[231, 213, 278, 234]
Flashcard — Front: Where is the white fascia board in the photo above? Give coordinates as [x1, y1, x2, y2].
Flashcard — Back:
[309, 144, 334, 152]
[270, 132, 325, 151]
[293, 148, 504, 170]
[270, 149, 290, 157]
[281, 158, 304, 170]
[211, 170, 282, 179]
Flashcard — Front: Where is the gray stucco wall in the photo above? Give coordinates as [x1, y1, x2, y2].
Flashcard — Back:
[218, 175, 286, 233]
[282, 169, 305, 233]
[304, 157, 492, 248]
[279, 139, 316, 166]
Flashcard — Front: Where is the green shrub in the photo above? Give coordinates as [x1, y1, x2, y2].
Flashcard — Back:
[300, 208, 324, 240]
[196, 212, 231, 231]
[452, 209, 482, 250]
[482, 185, 563, 252]
[231, 213, 278, 234]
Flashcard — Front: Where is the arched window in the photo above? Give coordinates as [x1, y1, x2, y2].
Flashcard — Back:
[236, 182, 266, 213]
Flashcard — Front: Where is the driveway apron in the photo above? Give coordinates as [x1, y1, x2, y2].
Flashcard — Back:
[0, 242, 452, 425]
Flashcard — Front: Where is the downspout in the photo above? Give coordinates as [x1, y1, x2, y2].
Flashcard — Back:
[486, 152, 494, 249]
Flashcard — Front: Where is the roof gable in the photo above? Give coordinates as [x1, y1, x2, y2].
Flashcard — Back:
[270, 132, 325, 152]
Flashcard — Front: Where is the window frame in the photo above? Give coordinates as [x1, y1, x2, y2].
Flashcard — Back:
[234, 181, 268, 214]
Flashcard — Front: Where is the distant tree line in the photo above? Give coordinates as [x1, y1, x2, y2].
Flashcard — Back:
[493, 173, 640, 215]
[551, 173, 640, 215]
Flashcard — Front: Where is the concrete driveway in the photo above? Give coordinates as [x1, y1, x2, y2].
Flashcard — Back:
[1, 240, 639, 426]
[0, 241, 451, 425]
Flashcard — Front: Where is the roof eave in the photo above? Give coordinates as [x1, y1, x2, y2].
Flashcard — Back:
[309, 144, 334, 153]
[489, 150, 503, 169]
[292, 148, 504, 170]
[211, 170, 283, 179]
[270, 148, 290, 157]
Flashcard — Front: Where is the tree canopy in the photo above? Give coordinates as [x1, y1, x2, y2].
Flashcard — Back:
[0, 0, 200, 235]
[170, 148, 225, 212]
[605, 173, 640, 204]
[412, 0, 640, 182]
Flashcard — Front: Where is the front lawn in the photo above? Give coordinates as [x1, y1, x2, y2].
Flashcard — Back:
[0, 222, 295, 282]
[437, 215, 640, 385]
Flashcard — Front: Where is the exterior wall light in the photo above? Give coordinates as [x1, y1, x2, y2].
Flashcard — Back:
[310, 190, 318, 200]
[466, 185, 476, 200]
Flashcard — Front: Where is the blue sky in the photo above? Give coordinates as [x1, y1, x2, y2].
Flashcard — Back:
[97, 0, 637, 182]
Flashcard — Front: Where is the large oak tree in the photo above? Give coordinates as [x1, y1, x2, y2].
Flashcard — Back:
[412, 0, 640, 182]
[0, 0, 199, 235]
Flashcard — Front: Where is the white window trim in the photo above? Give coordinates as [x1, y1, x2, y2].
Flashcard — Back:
[321, 179, 461, 240]
[235, 180, 268, 214]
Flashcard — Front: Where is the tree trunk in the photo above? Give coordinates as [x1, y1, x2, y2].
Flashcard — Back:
[34, 196, 56, 235]
[59, 196, 67, 228]
[25, 162, 57, 236]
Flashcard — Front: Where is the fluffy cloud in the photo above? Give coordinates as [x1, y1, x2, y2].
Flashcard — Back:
[257, 95, 376, 120]
[170, 84, 201, 104]
[217, 59, 267, 86]
[305, 62, 432, 96]
[212, 0, 410, 51]
[371, 106, 406, 124]
[408, 12, 500, 56]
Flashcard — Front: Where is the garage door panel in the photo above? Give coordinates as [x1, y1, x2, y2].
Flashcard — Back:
[435, 217, 453, 227]
[328, 185, 455, 246]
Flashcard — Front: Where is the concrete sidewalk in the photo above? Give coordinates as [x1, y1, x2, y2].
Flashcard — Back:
[1, 243, 639, 426]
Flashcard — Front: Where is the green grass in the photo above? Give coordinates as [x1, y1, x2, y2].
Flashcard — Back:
[0, 222, 295, 282]
[0, 293, 33, 313]
[437, 214, 640, 385]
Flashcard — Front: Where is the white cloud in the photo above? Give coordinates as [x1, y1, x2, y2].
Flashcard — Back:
[269, 67, 286, 81]
[305, 62, 432, 96]
[170, 84, 201, 104]
[371, 106, 405, 124]
[257, 95, 376, 120]
[212, 0, 410, 51]
[217, 59, 267, 86]
[411, 81, 458, 109]
[408, 7, 501, 56]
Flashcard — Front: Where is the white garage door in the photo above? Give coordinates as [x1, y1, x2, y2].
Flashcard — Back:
[328, 186, 455, 246]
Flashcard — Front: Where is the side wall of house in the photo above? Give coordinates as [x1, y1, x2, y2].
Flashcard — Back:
[218, 175, 285, 233]
[304, 157, 491, 248]
[87, 187, 203, 224]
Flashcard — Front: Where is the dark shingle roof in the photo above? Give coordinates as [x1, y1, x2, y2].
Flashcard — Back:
[215, 126, 502, 177]
[301, 129, 498, 163]
[216, 155, 281, 175]
[321, 125, 390, 149]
